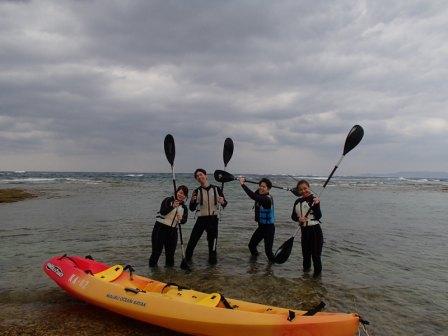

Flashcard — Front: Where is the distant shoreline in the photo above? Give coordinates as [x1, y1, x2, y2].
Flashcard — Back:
[0, 188, 37, 203]
[2, 170, 448, 179]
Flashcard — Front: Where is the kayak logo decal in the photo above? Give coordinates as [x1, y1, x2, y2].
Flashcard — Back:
[46, 263, 64, 277]
[106, 293, 146, 307]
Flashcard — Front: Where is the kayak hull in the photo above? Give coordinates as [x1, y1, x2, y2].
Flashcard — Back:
[43, 255, 359, 336]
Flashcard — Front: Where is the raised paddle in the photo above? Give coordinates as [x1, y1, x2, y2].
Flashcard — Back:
[220, 138, 234, 200]
[164, 134, 190, 271]
[217, 138, 234, 215]
[273, 125, 364, 264]
[223, 138, 234, 172]
[214, 170, 292, 191]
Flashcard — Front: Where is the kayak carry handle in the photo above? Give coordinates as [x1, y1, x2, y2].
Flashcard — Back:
[124, 287, 146, 294]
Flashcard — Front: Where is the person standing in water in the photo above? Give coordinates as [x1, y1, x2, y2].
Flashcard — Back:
[149, 185, 188, 268]
[239, 176, 275, 262]
[291, 179, 323, 277]
[185, 168, 227, 265]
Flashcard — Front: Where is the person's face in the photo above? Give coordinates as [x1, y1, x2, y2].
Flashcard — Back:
[298, 183, 310, 197]
[195, 172, 208, 186]
[258, 182, 269, 195]
[176, 189, 186, 202]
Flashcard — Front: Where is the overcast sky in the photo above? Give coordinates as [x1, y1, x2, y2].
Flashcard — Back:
[1, 0, 447, 175]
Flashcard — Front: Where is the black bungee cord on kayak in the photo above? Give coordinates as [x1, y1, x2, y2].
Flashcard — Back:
[123, 264, 135, 280]
[218, 293, 234, 309]
[287, 301, 326, 322]
[303, 301, 326, 316]
[161, 282, 190, 293]
[357, 316, 371, 336]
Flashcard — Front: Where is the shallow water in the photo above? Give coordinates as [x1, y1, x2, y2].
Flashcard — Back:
[1, 172, 447, 336]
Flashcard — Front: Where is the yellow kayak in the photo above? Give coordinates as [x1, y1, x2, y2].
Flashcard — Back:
[43, 255, 361, 336]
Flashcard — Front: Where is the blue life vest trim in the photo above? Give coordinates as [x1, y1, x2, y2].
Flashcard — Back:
[258, 196, 275, 224]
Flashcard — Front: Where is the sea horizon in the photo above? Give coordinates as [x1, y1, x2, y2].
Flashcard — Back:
[2, 170, 448, 180]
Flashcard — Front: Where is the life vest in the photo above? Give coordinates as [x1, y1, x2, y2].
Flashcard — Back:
[156, 205, 185, 227]
[257, 195, 275, 224]
[295, 196, 321, 226]
[195, 185, 219, 217]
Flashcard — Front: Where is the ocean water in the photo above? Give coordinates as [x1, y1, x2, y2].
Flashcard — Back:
[0, 171, 447, 336]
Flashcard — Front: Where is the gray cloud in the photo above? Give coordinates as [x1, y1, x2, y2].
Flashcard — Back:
[1, 0, 447, 174]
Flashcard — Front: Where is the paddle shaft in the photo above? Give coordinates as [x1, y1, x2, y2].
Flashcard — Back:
[302, 124, 363, 218]
[164, 135, 189, 270]
[302, 154, 345, 219]
[276, 125, 363, 263]
[221, 163, 228, 192]
[322, 155, 343, 189]
[169, 166, 187, 256]
[240, 178, 291, 191]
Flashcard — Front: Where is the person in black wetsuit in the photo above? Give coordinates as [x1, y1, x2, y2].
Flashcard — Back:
[238, 176, 275, 262]
[149, 185, 188, 268]
[185, 168, 227, 265]
[291, 180, 323, 277]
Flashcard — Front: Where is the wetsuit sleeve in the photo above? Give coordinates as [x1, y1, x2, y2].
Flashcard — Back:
[216, 186, 228, 208]
[189, 189, 198, 211]
[291, 199, 300, 222]
[179, 205, 188, 225]
[241, 184, 272, 208]
[159, 197, 174, 215]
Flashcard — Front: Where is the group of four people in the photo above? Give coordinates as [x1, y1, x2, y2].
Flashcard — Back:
[149, 168, 324, 277]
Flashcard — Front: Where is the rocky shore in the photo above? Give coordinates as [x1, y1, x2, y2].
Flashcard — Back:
[0, 188, 37, 203]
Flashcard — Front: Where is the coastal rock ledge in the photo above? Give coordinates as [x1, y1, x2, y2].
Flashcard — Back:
[0, 188, 37, 203]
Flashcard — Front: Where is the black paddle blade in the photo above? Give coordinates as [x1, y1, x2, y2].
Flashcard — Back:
[214, 170, 235, 183]
[343, 125, 364, 155]
[223, 138, 234, 167]
[164, 134, 175, 166]
[273, 236, 295, 264]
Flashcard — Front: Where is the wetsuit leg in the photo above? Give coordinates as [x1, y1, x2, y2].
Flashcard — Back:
[149, 222, 163, 267]
[185, 218, 206, 262]
[205, 216, 219, 265]
[262, 225, 275, 261]
[301, 226, 312, 272]
[248, 224, 264, 256]
[311, 225, 323, 277]
[164, 227, 178, 267]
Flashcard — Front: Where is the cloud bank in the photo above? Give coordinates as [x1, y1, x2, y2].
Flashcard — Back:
[1, 0, 447, 174]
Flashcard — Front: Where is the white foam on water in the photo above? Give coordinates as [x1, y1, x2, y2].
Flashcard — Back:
[1, 178, 59, 183]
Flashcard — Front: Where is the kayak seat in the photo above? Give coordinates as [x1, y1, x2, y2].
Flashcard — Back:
[196, 293, 221, 307]
[93, 265, 124, 282]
